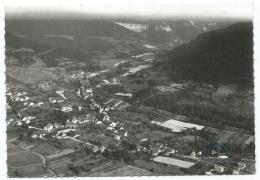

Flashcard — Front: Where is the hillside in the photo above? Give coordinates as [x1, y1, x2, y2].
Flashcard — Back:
[115, 20, 233, 43]
[155, 22, 254, 84]
[5, 19, 139, 39]
[5, 32, 50, 52]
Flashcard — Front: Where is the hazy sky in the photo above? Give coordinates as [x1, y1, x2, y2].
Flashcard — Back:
[5, 1, 253, 20]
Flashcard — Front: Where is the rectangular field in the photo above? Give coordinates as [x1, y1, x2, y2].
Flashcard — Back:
[47, 149, 74, 160]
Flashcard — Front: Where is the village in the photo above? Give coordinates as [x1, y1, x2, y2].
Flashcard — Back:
[6, 48, 255, 177]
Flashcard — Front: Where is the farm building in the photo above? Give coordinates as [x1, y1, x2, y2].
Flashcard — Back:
[153, 156, 196, 168]
[151, 119, 204, 132]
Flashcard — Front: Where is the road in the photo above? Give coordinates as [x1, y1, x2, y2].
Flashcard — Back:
[30, 151, 56, 177]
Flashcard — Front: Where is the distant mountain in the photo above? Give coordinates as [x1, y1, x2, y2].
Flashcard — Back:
[155, 22, 254, 84]
[114, 20, 233, 43]
[5, 19, 139, 39]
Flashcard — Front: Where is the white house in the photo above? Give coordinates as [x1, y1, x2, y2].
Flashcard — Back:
[96, 121, 103, 125]
[44, 123, 54, 132]
[103, 115, 110, 122]
[124, 132, 128, 137]
[115, 135, 121, 141]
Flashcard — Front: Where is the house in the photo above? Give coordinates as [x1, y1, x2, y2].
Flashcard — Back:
[37, 102, 44, 106]
[190, 151, 196, 157]
[17, 121, 22, 126]
[49, 98, 57, 103]
[233, 170, 240, 175]
[105, 106, 110, 111]
[32, 134, 37, 139]
[100, 146, 106, 153]
[110, 122, 117, 128]
[71, 117, 79, 124]
[115, 135, 121, 141]
[44, 123, 54, 132]
[107, 127, 113, 131]
[218, 155, 228, 159]
[92, 146, 99, 153]
[103, 114, 110, 122]
[124, 132, 128, 137]
[53, 122, 63, 129]
[22, 116, 36, 123]
[141, 138, 148, 142]
[61, 105, 73, 112]
[96, 121, 103, 125]
[214, 165, 224, 173]
[78, 106, 82, 111]
[114, 93, 132, 98]
[28, 102, 35, 107]
[99, 106, 105, 113]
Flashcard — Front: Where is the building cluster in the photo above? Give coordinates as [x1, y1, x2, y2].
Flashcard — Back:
[70, 71, 99, 81]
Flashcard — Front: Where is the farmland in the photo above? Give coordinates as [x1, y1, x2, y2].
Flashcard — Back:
[6, 66, 70, 84]
[7, 142, 52, 177]
[88, 164, 153, 176]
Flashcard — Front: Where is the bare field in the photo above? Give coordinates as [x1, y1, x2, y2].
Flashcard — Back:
[6, 66, 71, 84]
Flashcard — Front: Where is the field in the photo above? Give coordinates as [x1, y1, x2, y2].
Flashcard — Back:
[135, 159, 185, 175]
[110, 111, 151, 124]
[205, 127, 254, 145]
[79, 132, 115, 145]
[32, 142, 62, 156]
[88, 164, 153, 176]
[135, 130, 173, 142]
[7, 142, 51, 177]
[8, 151, 42, 167]
[6, 66, 70, 84]
[46, 149, 75, 160]
[48, 157, 72, 176]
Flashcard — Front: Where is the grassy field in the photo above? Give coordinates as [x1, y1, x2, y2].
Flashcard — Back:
[135, 159, 185, 175]
[48, 157, 72, 175]
[7, 142, 50, 177]
[205, 127, 254, 145]
[8, 151, 42, 167]
[88, 164, 153, 176]
[135, 130, 172, 142]
[6, 66, 71, 84]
